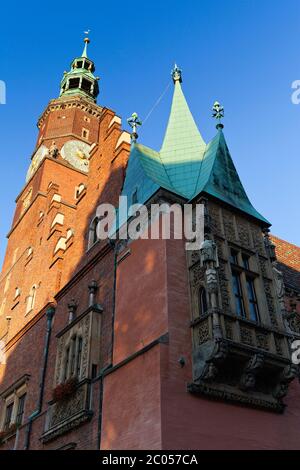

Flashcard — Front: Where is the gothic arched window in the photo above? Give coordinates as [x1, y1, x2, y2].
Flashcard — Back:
[199, 287, 208, 317]
[26, 285, 37, 314]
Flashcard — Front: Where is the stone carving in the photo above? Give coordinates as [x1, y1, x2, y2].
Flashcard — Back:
[209, 205, 221, 234]
[191, 263, 205, 288]
[273, 364, 299, 399]
[251, 227, 264, 255]
[240, 327, 254, 346]
[200, 238, 218, 267]
[223, 211, 236, 241]
[197, 320, 210, 345]
[218, 260, 230, 314]
[237, 220, 250, 248]
[188, 381, 285, 413]
[262, 229, 276, 260]
[285, 311, 300, 334]
[263, 278, 278, 327]
[258, 256, 268, 277]
[190, 251, 200, 265]
[206, 268, 218, 294]
[224, 319, 234, 340]
[240, 353, 264, 391]
[81, 316, 90, 379]
[200, 339, 228, 382]
[55, 337, 65, 385]
[256, 331, 269, 351]
[274, 335, 283, 356]
[51, 385, 85, 427]
[272, 261, 286, 312]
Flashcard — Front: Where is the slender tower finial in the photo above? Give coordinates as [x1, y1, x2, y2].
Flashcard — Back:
[212, 101, 224, 129]
[82, 30, 91, 58]
[171, 64, 182, 83]
[127, 112, 142, 143]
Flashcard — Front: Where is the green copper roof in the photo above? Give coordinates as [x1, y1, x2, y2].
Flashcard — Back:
[193, 129, 269, 223]
[159, 81, 206, 197]
[59, 38, 99, 102]
[119, 69, 269, 226]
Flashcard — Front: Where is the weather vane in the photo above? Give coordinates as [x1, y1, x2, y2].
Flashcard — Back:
[212, 101, 224, 129]
[84, 30, 91, 43]
[127, 112, 142, 143]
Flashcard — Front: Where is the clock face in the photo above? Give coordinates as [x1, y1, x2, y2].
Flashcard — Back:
[61, 140, 91, 172]
[26, 145, 49, 182]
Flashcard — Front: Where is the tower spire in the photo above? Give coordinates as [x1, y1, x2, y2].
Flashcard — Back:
[59, 33, 99, 103]
[82, 30, 90, 58]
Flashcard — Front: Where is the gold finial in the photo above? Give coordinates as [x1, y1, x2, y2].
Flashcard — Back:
[84, 30, 90, 43]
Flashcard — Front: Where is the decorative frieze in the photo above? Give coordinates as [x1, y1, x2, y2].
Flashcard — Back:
[222, 211, 236, 242]
[237, 219, 250, 248]
[263, 278, 278, 327]
[218, 260, 231, 314]
[197, 320, 210, 345]
[240, 326, 254, 346]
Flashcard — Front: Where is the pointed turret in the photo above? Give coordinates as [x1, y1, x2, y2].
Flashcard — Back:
[119, 67, 269, 227]
[59, 35, 100, 102]
[193, 125, 269, 223]
[159, 65, 206, 197]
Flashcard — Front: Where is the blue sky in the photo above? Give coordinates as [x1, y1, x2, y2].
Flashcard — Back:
[0, 0, 299, 266]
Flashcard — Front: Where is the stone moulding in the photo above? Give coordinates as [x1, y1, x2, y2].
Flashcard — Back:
[40, 409, 93, 443]
[187, 381, 285, 413]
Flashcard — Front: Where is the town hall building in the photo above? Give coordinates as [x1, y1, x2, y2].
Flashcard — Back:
[0, 37, 299, 450]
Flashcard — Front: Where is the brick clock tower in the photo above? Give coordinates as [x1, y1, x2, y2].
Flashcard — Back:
[0, 36, 128, 342]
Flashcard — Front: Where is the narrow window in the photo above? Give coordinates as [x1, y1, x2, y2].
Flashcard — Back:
[70, 336, 77, 377]
[246, 277, 259, 322]
[232, 271, 246, 318]
[3, 402, 13, 431]
[199, 287, 208, 317]
[82, 128, 89, 139]
[64, 346, 70, 382]
[76, 337, 83, 378]
[230, 249, 238, 265]
[242, 254, 250, 270]
[15, 394, 26, 427]
[91, 364, 97, 379]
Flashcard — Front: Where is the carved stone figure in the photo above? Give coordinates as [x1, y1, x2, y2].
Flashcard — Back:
[273, 364, 299, 399]
[205, 268, 218, 294]
[272, 261, 286, 312]
[200, 238, 218, 268]
[200, 338, 228, 382]
[240, 353, 264, 391]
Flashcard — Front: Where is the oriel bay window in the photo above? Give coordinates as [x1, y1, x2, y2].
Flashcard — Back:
[229, 249, 259, 322]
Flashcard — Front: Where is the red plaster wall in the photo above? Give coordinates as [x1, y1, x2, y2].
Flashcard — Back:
[101, 345, 162, 450]
[113, 236, 168, 365]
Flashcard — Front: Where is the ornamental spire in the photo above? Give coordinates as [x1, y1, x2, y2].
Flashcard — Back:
[172, 63, 182, 83]
[82, 30, 90, 58]
[127, 112, 142, 143]
[212, 101, 224, 130]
